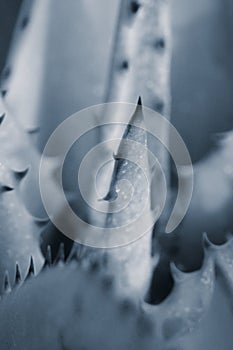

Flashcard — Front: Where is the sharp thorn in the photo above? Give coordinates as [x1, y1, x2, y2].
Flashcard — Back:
[137, 96, 142, 106]
[126, 96, 144, 129]
[130, 1, 141, 13]
[170, 262, 186, 283]
[13, 167, 30, 182]
[99, 193, 110, 201]
[1, 185, 14, 192]
[1, 90, 7, 98]
[54, 242, 65, 265]
[14, 263, 22, 286]
[3, 271, 11, 294]
[26, 256, 35, 279]
[67, 244, 89, 265]
[100, 190, 117, 202]
[27, 126, 40, 135]
[202, 232, 215, 251]
[43, 245, 52, 269]
[78, 245, 89, 261]
[113, 153, 120, 161]
[67, 244, 79, 264]
[134, 96, 143, 117]
[0, 113, 5, 125]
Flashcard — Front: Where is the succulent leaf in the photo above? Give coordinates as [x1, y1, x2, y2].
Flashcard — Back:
[0, 260, 162, 350]
[101, 99, 154, 297]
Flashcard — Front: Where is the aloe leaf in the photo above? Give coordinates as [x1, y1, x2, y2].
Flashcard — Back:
[0, 259, 161, 350]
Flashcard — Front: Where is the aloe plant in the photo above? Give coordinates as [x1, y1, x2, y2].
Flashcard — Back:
[0, 97, 232, 349]
[0, 1, 232, 350]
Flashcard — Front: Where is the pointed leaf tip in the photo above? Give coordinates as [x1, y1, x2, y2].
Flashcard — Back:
[137, 96, 142, 106]
[128, 96, 144, 126]
[104, 95, 149, 227]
